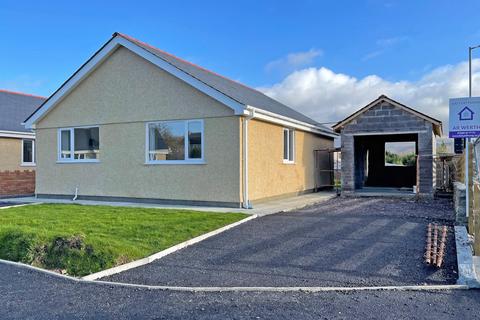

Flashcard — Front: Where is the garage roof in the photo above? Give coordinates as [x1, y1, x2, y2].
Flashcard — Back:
[333, 95, 443, 136]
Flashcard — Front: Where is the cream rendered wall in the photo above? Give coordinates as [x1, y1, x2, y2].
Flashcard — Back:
[246, 119, 333, 202]
[0, 137, 31, 171]
[35, 46, 241, 204]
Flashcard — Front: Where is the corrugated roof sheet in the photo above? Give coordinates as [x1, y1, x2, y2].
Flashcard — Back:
[0, 90, 46, 132]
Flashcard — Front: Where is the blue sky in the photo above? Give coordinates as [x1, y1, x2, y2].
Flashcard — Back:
[2, 0, 480, 126]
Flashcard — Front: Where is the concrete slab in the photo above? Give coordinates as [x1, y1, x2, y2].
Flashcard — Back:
[348, 187, 416, 198]
[0, 192, 336, 216]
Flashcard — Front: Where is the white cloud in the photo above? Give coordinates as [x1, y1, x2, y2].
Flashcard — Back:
[376, 36, 409, 47]
[265, 48, 322, 73]
[258, 59, 480, 134]
[363, 36, 409, 61]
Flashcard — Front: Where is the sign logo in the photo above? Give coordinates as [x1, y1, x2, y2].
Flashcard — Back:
[458, 106, 475, 121]
[449, 97, 480, 138]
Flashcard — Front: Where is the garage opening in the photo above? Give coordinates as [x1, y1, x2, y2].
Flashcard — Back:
[354, 133, 418, 191]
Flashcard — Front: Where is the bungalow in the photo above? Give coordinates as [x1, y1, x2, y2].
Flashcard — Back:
[0, 90, 45, 197]
[24, 33, 336, 208]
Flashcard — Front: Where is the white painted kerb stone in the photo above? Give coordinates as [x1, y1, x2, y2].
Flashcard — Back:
[82, 214, 258, 281]
[455, 226, 480, 288]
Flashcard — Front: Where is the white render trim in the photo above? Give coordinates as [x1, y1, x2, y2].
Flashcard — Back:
[21, 138, 35, 166]
[0, 130, 35, 139]
[247, 106, 338, 138]
[24, 36, 246, 128]
[145, 119, 205, 164]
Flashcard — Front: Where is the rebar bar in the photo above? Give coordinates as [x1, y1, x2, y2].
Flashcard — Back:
[436, 226, 448, 268]
[425, 223, 432, 264]
[432, 224, 438, 265]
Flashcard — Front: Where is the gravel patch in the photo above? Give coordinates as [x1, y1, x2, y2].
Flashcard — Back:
[103, 197, 458, 287]
[0, 262, 478, 320]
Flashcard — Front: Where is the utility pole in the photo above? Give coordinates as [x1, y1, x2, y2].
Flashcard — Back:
[466, 45, 480, 218]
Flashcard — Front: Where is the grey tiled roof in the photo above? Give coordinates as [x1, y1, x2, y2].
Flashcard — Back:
[0, 90, 45, 132]
[117, 33, 333, 134]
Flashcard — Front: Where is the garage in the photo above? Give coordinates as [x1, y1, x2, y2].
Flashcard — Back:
[333, 95, 442, 196]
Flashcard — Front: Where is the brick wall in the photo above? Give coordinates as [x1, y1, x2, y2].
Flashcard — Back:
[0, 170, 35, 197]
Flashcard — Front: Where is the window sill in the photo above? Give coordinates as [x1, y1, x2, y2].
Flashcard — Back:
[21, 163, 36, 167]
[283, 160, 295, 165]
[145, 160, 206, 165]
[56, 160, 100, 164]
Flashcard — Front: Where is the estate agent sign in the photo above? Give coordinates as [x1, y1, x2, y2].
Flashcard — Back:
[449, 97, 480, 138]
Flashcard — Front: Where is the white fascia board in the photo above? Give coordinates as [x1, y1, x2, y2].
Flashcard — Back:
[24, 40, 119, 129]
[0, 130, 35, 139]
[246, 106, 338, 138]
[24, 36, 246, 129]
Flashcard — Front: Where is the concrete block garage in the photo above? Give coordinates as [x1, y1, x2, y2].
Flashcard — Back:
[333, 95, 442, 196]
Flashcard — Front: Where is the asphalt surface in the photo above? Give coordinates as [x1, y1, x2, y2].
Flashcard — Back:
[104, 197, 458, 287]
[1, 262, 479, 320]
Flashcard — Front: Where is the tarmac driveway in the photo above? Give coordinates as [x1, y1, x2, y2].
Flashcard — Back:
[103, 197, 458, 287]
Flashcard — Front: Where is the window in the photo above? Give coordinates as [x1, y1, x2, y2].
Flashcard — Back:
[58, 127, 100, 162]
[147, 120, 204, 164]
[21, 139, 35, 165]
[384, 142, 416, 167]
[283, 128, 295, 163]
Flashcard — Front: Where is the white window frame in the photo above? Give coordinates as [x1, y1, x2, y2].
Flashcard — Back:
[145, 119, 205, 165]
[283, 128, 295, 164]
[21, 138, 35, 166]
[57, 126, 100, 163]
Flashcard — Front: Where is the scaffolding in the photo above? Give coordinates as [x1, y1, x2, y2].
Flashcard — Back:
[314, 147, 341, 195]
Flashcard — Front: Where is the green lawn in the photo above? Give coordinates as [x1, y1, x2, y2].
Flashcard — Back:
[0, 204, 247, 276]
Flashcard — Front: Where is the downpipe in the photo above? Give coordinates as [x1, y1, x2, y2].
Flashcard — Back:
[73, 187, 79, 201]
[242, 109, 255, 209]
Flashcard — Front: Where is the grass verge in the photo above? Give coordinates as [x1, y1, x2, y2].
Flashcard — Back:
[0, 204, 247, 276]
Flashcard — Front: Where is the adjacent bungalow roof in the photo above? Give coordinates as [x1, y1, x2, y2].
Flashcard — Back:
[24, 32, 336, 137]
[332, 95, 443, 136]
[0, 89, 45, 134]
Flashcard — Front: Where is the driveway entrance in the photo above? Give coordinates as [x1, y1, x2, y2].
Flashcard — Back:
[103, 197, 457, 287]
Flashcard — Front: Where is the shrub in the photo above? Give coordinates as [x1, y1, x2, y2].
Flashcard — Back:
[37, 234, 115, 276]
[0, 230, 37, 263]
[0, 231, 115, 277]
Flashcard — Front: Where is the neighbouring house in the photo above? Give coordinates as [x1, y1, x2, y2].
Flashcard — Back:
[333, 95, 442, 196]
[0, 90, 45, 197]
[24, 33, 337, 208]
